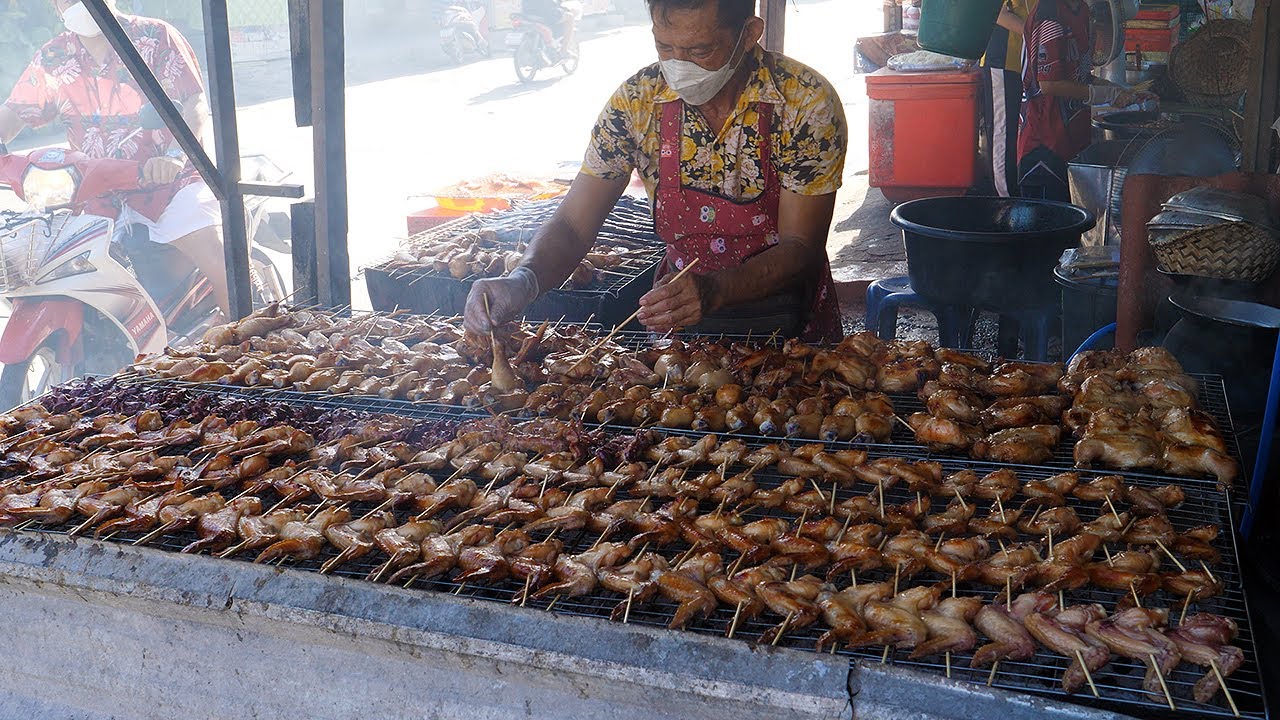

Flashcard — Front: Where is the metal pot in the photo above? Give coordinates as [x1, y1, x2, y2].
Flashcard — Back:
[890, 197, 1096, 311]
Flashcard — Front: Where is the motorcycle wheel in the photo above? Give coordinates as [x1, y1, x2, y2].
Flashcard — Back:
[445, 39, 464, 65]
[0, 339, 74, 411]
[561, 38, 581, 75]
[514, 34, 541, 83]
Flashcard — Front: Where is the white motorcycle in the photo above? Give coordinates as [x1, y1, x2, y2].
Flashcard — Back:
[0, 147, 292, 409]
[439, 0, 492, 65]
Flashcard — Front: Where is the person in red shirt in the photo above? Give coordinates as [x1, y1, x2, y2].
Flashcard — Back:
[1018, 0, 1147, 201]
[0, 0, 230, 318]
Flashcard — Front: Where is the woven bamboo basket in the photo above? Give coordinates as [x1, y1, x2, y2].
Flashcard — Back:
[1169, 20, 1251, 107]
[1151, 221, 1280, 282]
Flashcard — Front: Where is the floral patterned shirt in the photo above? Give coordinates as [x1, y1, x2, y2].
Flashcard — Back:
[582, 46, 847, 202]
[4, 15, 204, 162]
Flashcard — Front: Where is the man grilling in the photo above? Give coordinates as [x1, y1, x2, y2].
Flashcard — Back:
[464, 0, 847, 342]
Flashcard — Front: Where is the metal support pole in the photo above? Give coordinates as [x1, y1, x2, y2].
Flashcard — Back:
[762, 0, 786, 53]
[289, 0, 314, 128]
[81, 0, 227, 201]
[291, 201, 319, 309]
[204, 0, 253, 320]
[310, 0, 351, 309]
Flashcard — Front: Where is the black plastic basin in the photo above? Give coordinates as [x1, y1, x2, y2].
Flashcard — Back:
[890, 196, 1096, 311]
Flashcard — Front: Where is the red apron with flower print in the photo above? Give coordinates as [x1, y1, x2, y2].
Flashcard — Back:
[652, 100, 841, 343]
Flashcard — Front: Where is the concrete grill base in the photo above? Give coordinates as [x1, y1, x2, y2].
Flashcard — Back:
[0, 532, 1138, 720]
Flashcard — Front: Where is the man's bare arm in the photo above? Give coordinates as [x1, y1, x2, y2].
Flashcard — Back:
[710, 190, 836, 308]
[520, 171, 629, 293]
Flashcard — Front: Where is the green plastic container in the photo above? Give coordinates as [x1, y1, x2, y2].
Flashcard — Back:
[917, 0, 1004, 60]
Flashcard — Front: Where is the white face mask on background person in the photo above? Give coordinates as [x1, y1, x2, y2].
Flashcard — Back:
[62, 2, 104, 38]
[659, 27, 747, 106]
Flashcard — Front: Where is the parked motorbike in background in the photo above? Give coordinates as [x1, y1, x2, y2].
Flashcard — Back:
[508, 0, 583, 83]
[0, 148, 292, 409]
[439, 0, 491, 64]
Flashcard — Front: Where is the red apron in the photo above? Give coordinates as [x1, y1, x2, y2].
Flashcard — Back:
[652, 99, 841, 343]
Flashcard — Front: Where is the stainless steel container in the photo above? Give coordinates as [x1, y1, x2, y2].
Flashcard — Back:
[1068, 141, 1130, 246]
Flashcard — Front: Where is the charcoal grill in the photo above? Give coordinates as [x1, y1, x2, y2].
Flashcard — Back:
[9, 378, 1267, 720]
[365, 196, 665, 326]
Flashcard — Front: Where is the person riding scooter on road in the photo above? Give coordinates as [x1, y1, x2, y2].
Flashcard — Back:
[522, 0, 578, 60]
[0, 0, 231, 319]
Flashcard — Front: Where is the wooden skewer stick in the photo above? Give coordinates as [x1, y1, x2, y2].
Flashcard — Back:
[877, 482, 885, 520]
[830, 482, 838, 517]
[944, 651, 952, 678]
[1076, 649, 1100, 698]
[1130, 580, 1143, 608]
[1150, 654, 1176, 710]
[994, 495, 1006, 522]
[850, 568, 857, 588]
[1104, 494, 1123, 524]
[1154, 538, 1187, 572]
[771, 613, 793, 647]
[836, 512, 853, 543]
[1210, 657, 1241, 717]
[1005, 576, 1012, 611]
[1201, 560, 1219, 584]
[574, 259, 701, 369]
[881, 645, 891, 664]
[726, 600, 745, 639]
[132, 520, 180, 546]
[987, 662, 1000, 687]
[1047, 528, 1054, 561]
[1180, 588, 1195, 625]
[953, 487, 968, 511]
[623, 588, 635, 624]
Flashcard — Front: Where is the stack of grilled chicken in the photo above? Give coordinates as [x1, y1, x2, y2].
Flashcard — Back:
[1064, 348, 1239, 487]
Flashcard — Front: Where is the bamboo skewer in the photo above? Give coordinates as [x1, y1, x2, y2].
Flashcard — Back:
[1210, 658, 1241, 717]
[574, 258, 701, 370]
[1154, 538, 1188, 572]
[1076, 649, 1100, 698]
[1150, 653, 1176, 710]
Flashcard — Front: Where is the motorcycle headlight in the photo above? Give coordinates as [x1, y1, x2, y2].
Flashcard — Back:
[21, 167, 78, 210]
[36, 251, 96, 284]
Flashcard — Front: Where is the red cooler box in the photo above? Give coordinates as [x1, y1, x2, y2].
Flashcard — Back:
[866, 67, 981, 202]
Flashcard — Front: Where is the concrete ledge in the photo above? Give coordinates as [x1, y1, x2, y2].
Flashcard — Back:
[0, 531, 851, 720]
[851, 661, 1138, 720]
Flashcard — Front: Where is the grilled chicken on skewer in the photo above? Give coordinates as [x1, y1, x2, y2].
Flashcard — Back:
[1167, 613, 1244, 704]
[1085, 607, 1181, 698]
[1024, 603, 1110, 694]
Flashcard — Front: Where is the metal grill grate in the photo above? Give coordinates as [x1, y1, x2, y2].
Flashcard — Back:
[3, 394, 1265, 720]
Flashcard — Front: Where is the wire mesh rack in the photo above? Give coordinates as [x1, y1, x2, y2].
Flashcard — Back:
[1, 386, 1267, 720]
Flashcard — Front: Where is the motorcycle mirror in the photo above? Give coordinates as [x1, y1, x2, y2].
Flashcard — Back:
[138, 99, 185, 131]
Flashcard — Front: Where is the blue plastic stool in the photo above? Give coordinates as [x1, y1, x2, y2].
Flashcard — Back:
[865, 276, 976, 348]
[995, 307, 1061, 362]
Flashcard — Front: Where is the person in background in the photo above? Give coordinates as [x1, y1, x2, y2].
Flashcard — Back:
[980, 0, 1035, 197]
[0, 0, 230, 318]
[521, 0, 578, 59]
[1018, 0, 1149, 201]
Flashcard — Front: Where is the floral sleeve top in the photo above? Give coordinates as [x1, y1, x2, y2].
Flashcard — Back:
[582, 46, 848, 202]
[4, 14, 204, 162]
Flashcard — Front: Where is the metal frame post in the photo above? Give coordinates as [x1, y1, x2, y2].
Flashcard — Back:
[203, 0, 253, 320]
[762, 0, 786, 53]
[310, 0, 351, 309]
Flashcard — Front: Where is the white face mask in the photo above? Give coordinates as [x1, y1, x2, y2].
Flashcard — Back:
[62, 2, 104, 38]
[659, 28, 747, 106]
